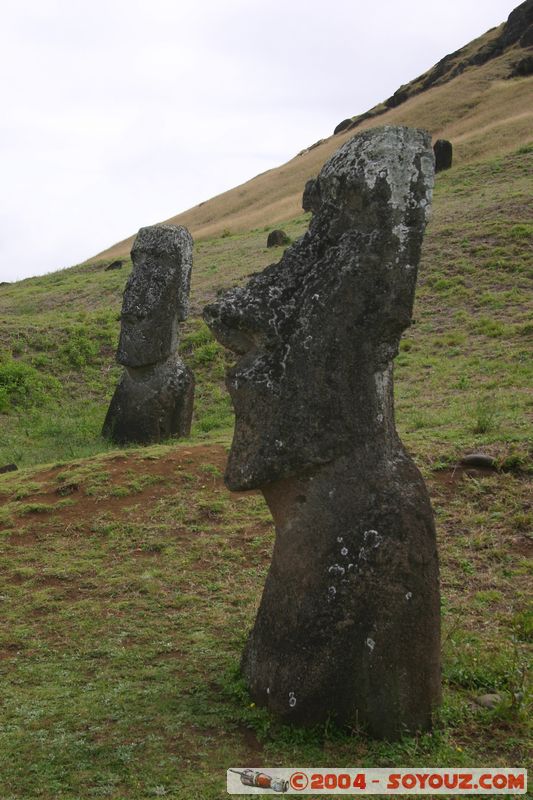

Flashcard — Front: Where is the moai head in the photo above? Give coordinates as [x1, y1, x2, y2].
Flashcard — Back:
[204, 127, 434, 490]
[117, 224, 193, 368]
[433, 139, 453, 172]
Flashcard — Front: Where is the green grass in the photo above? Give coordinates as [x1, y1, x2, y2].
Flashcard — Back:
[0, 146, 531, 798]
[1, 151, 532, 470]
[0, 445, 530, 799]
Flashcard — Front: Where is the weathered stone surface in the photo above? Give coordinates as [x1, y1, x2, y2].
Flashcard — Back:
[520, 24, 533, 46]
[266, 229, 290, 248]
[501, 0, 533, 48]
[102, 358, 194, 444]
[117, 225, 193, 368]
[434, 139, 453, 172]
[204, 126, 440, 739]
[103, 224, 194, 445]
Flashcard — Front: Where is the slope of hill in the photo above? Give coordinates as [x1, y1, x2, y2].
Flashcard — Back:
[0, 437, 531, 798]
[92, 1, 533, 262]
[0, 7, 532, 798]
[1, 144, 531, 470]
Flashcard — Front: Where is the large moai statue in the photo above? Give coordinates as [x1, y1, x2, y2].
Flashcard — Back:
[204, 126, 441, 739]
[103, 224, 194, 445]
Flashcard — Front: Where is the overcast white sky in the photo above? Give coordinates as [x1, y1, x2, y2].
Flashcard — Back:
[0, 0, 517, 282]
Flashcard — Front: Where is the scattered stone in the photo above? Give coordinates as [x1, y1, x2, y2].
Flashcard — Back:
[204, 126, 439, 740]
[476, 693, 502, 709]
[461, 453, 497, 469]
[103, 224, 195, 445]
[105, 260, 124, 271]
[333, 118, 353, 135]
[0, 463, 17, 474]
[434, 139, 453, 171]
[266, 229, 290, 248]
[56, 482, 79, 496]
[509, 54, 533, 76]
[385, 88, 408, 108]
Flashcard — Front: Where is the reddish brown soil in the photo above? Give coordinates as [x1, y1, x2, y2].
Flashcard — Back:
[0, 444, 247, 536]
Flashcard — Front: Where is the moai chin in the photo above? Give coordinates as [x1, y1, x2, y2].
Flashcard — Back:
[102, 224, 195, 444]
[203, 126, 441, 739]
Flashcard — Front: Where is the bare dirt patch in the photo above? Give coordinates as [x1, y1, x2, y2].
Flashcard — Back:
[0, 443, 232, 534]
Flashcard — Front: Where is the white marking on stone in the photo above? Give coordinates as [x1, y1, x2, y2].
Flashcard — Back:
[392, 223, 410, 247]
[289, 692, 297, 707]
[366, 637, 375, 652]
[279, 342, 291, 375]
[322, 127, 431, 213]
[337, 536, 343, 543]
[364, 530, 382, 546]
[374, 364, 393, 431]
[340, 547, 348, 556]
[405, 592, 413, 601]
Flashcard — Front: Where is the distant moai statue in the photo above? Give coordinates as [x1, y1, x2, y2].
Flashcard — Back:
[204, 126, 440, 739]
[102, 224, 194, 444]
[266, 229, 290, 248]
[433, 139, 453, 172]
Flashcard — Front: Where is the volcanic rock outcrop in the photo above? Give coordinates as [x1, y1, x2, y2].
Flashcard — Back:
[204, 126, 440, 739]
[103, 224, 194, 444]
[333, 2, 533, 135]
[333, 118, 353, 135]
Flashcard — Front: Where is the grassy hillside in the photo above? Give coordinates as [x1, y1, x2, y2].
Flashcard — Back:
[91, 28, 533, 262]
[0, 139, 531, 798]
[0, 441, 530, 799]
[1, 7, 532, 793]
[1, 146, 531, 470]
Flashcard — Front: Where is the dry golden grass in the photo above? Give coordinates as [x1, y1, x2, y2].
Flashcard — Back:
[91, 38, 532, 263]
